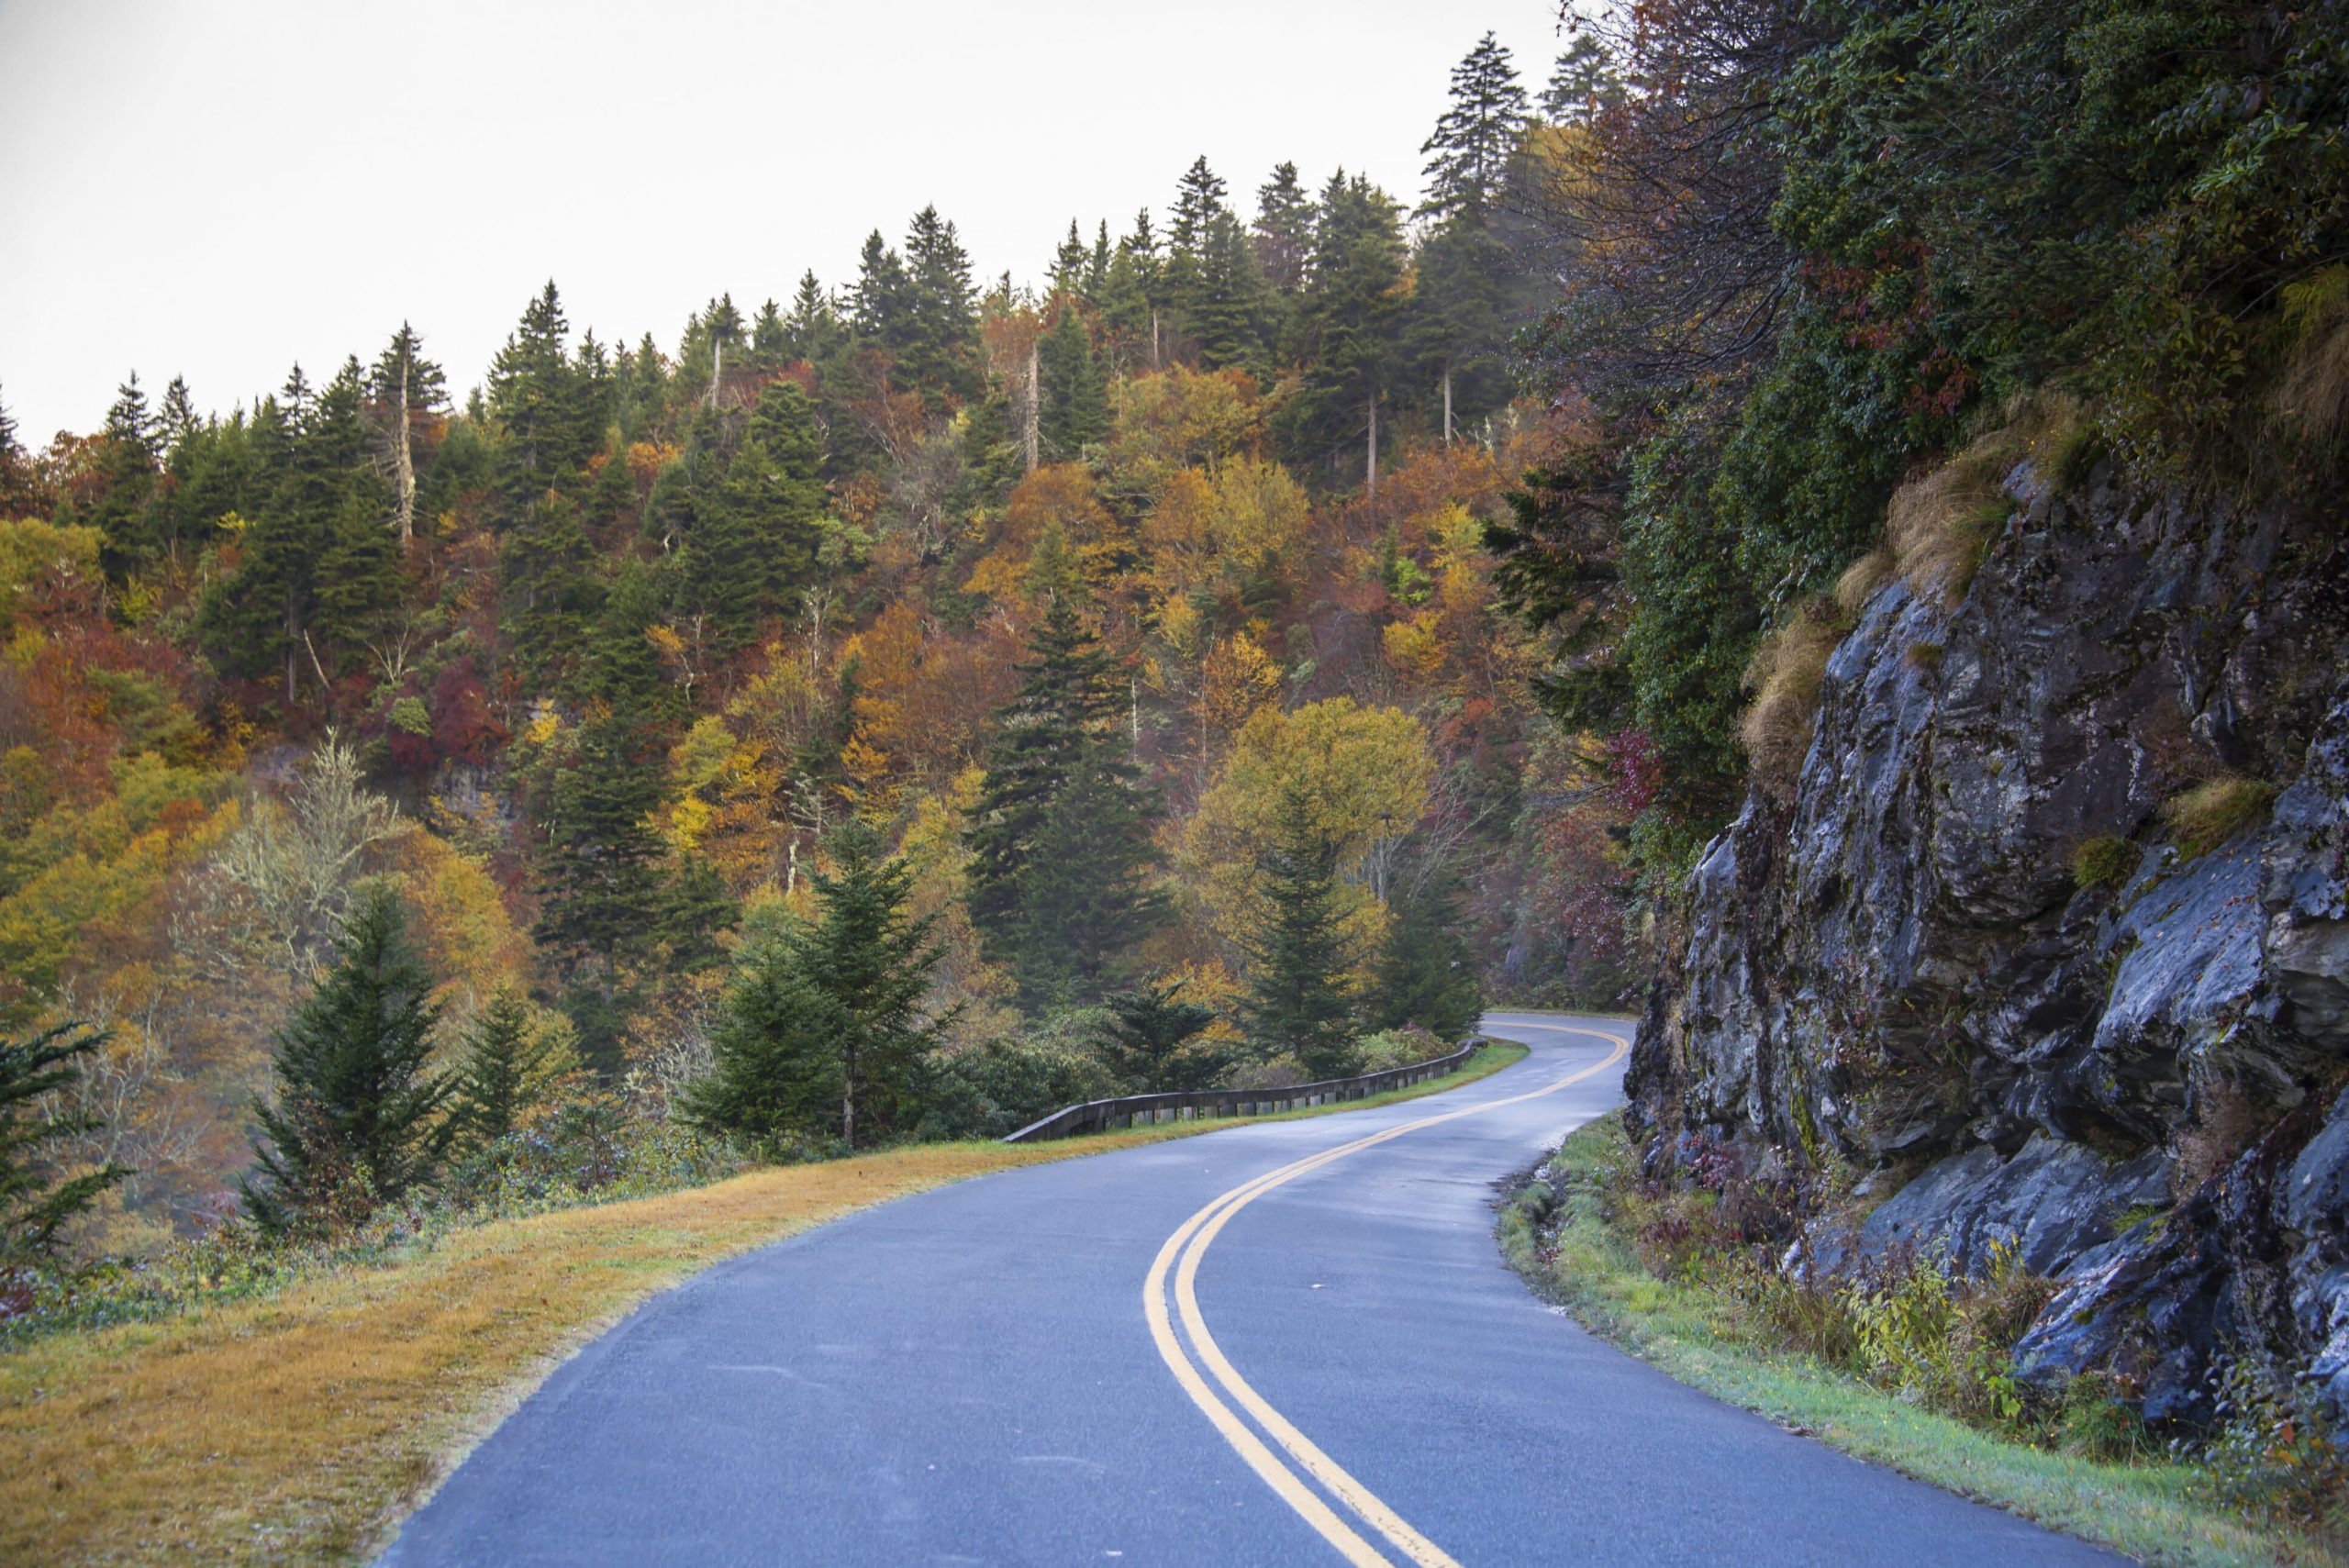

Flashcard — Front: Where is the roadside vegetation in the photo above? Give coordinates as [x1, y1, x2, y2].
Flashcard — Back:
[1501, 1113, 2346, 1568]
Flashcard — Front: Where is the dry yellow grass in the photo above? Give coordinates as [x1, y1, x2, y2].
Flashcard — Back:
[0, 1046, 1525, 1568]
[1, 1142, 1100, 1567]
[1740, 606, 1841, 791]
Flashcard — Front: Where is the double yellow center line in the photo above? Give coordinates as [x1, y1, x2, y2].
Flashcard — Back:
[1141, 1025, 1630, 1565]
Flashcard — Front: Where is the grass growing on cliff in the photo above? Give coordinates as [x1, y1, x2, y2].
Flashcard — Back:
[1500, 1112, 2343, 1568]
[0, 1041, 1525, 1567]
[2163, 776, 2280, 861]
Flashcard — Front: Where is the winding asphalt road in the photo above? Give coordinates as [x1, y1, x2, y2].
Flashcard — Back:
[379, 1014, 2121, 1566]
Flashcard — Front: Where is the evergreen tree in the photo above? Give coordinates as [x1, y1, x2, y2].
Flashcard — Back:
[1094, 977, 1222, 1093]
[0, 384, 46, 519]
[241, 883, 451, 1235]
[1241, 783, 1360, 1079]
[1038, 303, 1109, 458]
[705, 378, 825, 639]
[1, 1022, 128, 1262]
[685, 822, 945, 1149]
[1009, 740, 1168, 1005]
[488, 281, 596, 495]
[535, 563, 676, 1070]
[781, 271, 841, 364]
[1169, 156, 1229, 259]
[903, 205, 980, 402]
[1541, 31, 1623, 126]
[451, 991, 553, 1150]
[1252, 161, 1316, 295]
[91, 373, 161, 576]
[1419, 32, 1530, 222]
[851, 230, 914, 357]
[500, 492, 605, 688]
[1048, 219, 1092, 295]
[958, 594, 1141, 985]
[1369, 865, 1486, 1042]
[1193, 211, 1274, 373]
[158, 375, 199, 453]
[1288, 172, 1408, 488]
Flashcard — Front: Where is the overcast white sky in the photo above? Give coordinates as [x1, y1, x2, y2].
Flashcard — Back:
[0, 0, 1568, 442]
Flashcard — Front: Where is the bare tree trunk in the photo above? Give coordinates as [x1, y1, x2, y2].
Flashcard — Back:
[1151, 309, 1162, 371]
[393, 354, 415, 546]
[709, 338, 723, 409]
[841, 1053, 855, 1150]
[1366, 395, 1379, 498]
[1442, 365, 1453, 449]
[1023, 339, 1041, 473]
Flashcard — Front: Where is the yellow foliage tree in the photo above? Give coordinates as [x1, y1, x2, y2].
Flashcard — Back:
[1179, 697, 1432, 964]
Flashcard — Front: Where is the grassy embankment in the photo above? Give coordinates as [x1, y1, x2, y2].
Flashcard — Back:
[1501, 1110, 2343, 1568]
[0, 1040, 1527, 1568]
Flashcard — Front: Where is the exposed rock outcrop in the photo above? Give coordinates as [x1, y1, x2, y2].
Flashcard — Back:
[1628, 455, 2349, 1427]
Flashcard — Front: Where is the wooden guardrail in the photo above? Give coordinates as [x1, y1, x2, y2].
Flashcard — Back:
[1001, 1040, 1486, 1143]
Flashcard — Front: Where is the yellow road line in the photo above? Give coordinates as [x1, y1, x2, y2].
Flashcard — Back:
[1143, 1025, 1631, 1565]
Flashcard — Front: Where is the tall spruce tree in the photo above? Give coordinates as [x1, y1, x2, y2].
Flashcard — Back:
[903, 206, 980, 403]
[1369, 864, 1485, 1042]
[685, 822, 945, 1149]
[535, 563, 675, 1068]
[241, 884, 451, 1235]
[1, 1022, 128, 1262]
[450, 991, 554, 1150]
[488, 281, 597, 496]
[1252, 161, 1317, 295]
[1419, 33, 1530, 223]
[1038, 303, 1109, 458]
[1010, 742, 1168, 1005]
[1094, 978, 1223, 1093]
[1289, 172, 1408, 490]
[966, 597, 1162, 1003]
[1241, 783, 1360, 1079]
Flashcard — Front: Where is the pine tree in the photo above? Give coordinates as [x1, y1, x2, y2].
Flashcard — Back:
[488, 281, 595, 494]
[241, 884, 451, 1235]
[535, 563, 677, 1071]
[1, 1022, 128, 1262]
[1252, 161, 1317, 295]
[686, 822, 945, 1149]
[0, 382, 43, 519]
[158, 375, 199, 453]
[1049, 219, 1091, 296]
[1419, 32, 1530, 222]
[91, 373, 161, 576]
[781, 271, 841, 364]
[851, 231, 914, 356]
[1289, 172, 1408, 491]
[1241, 783, 1360, 1079]
[1193, 211, 1274, 373]
[451, 991, 553, 1150]
[1094, 978, 1223, 1093]
[1369, 866, 1486, 1042]
[963, 600, 1127, 962]
[1038, 303, 1109, 458]
[903, 206, 980, 402]
[501, 492, 605, 688]
[1541, 31, 1623, 125]
[1009, 740, 1168, 1005]
[1169, 156, 1230, 259]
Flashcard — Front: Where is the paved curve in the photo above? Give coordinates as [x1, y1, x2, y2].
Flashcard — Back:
[380, 1014, 2120, 1566]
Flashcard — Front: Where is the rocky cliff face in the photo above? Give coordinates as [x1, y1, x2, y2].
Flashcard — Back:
[1626, 454, 2349, 1429]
